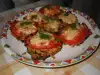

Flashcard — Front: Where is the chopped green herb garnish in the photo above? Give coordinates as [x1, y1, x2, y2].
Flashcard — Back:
[20, 21, 32, 26]
[54, 18, 60, 21]
[94, 34, 100, 38]
[39, 33, 51, 39]
[71, 23, 76, 29]
[31, 15, 37, 19]
[43, 16, 60, 22]
[4, 44, 10, 48]
[43, 16, 51, 22]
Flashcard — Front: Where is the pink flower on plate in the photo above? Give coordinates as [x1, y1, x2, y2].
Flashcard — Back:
[50, 63, 55, 66]
[2, 33, 7, 37]
[33, 60, 40, 65]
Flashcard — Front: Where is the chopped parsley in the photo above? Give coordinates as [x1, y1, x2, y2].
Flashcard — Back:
[43, 16, 51, 21]
[39, 33, 51, 39]
[71, 23, 76, 29]
[43, 16, 60, 22]
[20, 21, 32, 26]
[31, 15, 37, 19]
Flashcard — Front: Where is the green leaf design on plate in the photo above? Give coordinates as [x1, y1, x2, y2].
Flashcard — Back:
[94, 34, 100, 38]
[4, 44, 10, 48]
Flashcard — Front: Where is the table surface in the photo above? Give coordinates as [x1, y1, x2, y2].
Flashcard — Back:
[0, 1, 100, 75]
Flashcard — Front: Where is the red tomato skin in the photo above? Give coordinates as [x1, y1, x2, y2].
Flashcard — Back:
[9, 20, 37, 40]
[53, 25, 92, 46]
[25, 35, 62, 50]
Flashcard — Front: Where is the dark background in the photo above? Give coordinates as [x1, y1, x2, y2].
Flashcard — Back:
[0, 0, 100, 28]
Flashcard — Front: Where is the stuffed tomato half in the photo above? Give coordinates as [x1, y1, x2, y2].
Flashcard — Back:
[54, 23, 92, 46]
[39, 4, 63, 17]
[25, 32, 62, 60]
[8, 20, 37, 41]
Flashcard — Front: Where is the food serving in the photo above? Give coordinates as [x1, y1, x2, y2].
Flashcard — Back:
[7, 4, 92, 61]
